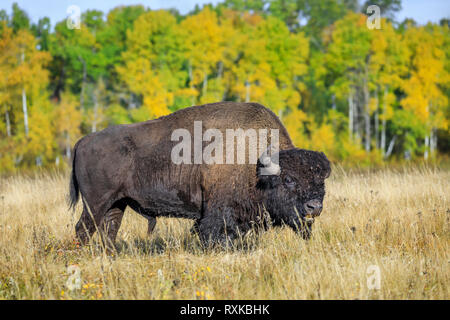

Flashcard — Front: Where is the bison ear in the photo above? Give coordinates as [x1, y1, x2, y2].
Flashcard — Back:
[256, 157, 281, 189]
[258, 144, 281, 176]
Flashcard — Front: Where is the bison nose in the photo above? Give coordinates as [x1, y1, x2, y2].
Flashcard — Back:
[303, 199, 322, 217]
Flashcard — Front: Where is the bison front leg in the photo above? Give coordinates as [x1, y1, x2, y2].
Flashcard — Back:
[147, 217, 157, 235]
[196, 209, 239, 248]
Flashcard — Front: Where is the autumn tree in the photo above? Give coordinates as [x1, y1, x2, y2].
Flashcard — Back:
[0, 23, 52, 170]
[325, 12, 373, 150]
[117, 10, 183, 119]
[369, 18, 409, 156]
[54, 92, 82, 160]
[400, 24, 449, 159]
[1, 2, 450, 172]
[179, 7, 224, 105]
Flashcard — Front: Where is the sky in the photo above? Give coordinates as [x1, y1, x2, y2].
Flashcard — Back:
[0, 0, 449, 26]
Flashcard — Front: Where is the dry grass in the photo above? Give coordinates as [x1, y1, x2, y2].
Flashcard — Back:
[0, 166, 448, 300]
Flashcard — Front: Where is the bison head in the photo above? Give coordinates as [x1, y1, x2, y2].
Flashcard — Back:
[257, 148, 331, 239]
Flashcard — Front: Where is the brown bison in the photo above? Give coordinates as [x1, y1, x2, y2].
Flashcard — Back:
[69, 102, 330, 250]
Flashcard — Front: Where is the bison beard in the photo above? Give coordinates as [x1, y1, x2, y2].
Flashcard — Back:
[69, 102, 331, 251]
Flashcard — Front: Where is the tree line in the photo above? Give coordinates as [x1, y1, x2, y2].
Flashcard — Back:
[0, 0, 449, 172]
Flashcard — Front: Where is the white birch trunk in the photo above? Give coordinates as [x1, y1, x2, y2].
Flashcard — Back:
[374, 88, 379, 149]
[430, 128, 437, 155]
[375, 107, 379, 149]
[354, 95, 359, 140]
[381, 87, 388, 156]
[188, 61, 194, 105]
[66, 131, 71, 159]
[4, 105, 11, 137]
[385, 136, 396, 159]
[245, 79, 250, 102]
[348, 93, 353, 140]
[22, 87, 29, 137]
[363, 71, 370, 152]
[79, 56, 87, 110]
[92, 91, 98, 133]
[20, 51, 29, 137]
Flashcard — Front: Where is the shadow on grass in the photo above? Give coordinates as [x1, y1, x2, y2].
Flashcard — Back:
[114, 232, 203, 256]
[113, 228, 266, 257]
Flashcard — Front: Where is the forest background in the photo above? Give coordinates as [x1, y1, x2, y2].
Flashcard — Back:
[0, 0, 449, 173]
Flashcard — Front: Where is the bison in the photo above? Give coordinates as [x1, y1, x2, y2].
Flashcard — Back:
[69, 102, 330, 250]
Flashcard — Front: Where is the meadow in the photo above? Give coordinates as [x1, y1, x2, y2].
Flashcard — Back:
[0, 165, 448, 299]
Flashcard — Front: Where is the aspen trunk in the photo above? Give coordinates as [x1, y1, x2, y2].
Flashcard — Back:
[363, 72, 370, 152]
[92, 89, 98, 133]
[364, 108, 370, 151]
[354, 94, 359, 140]
[385, 136, 396, 159]
[245, 79, 250, 102]
[4, 105, 11, 137]
[374, 88, 379, 149]
[375, 107, 379, 149]
[430, 128, 437, 155]
[21, 51, 29, 137]
[79, 56, 87, 110]
[348, 93, 353, 140]
[278, 109, 283, 121]
[381, 118, 386, 156]
[381, 87, 388, 156]
[65, 131, 71, 159]
[22, 87, 29, 137]
[433, 129, 438, 154]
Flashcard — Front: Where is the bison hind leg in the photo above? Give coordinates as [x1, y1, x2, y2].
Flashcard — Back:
[75, 201, 98, 245]
[190, 220, 200, 235]
[99, 200, 127, 253]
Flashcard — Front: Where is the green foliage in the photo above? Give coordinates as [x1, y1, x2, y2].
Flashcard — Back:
[11, 2, 30, 32]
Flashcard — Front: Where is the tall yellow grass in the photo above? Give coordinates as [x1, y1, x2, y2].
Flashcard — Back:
[0, 166, 448, 299]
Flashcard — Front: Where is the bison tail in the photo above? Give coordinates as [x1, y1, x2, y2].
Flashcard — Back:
[69, 140, 81, 210]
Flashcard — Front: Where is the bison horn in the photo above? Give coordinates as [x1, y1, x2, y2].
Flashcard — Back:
[259, 144, 280, 176]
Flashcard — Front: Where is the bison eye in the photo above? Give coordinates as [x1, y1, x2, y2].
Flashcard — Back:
[284, 175, 295, 187]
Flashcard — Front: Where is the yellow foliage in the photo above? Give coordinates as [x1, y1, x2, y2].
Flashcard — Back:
[26, 105, 55, 162]
[54, 92, 82, 152]
[401, 25, 449, 130]
[282, 108, 309, 147]
[310, 123, 335, 156]
[1, 7, 449, 171]
[180, 7, 224, 86]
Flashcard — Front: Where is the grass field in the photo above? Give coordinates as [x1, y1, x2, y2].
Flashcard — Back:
[0, 166, 448, 299]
